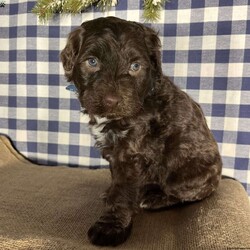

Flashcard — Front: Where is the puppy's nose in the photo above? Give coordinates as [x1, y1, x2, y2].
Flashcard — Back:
[104, 95, 120, 107]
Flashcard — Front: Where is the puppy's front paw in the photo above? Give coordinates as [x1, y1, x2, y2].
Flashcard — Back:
[88, 215, 132, 246]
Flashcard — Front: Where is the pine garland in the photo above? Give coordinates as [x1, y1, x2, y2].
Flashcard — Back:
[143, 0, 167, 21]
[32, 0, 170, 23]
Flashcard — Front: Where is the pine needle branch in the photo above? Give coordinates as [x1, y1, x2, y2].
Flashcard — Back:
[32, 0, 170, 23]
[143, 0, 169, 22]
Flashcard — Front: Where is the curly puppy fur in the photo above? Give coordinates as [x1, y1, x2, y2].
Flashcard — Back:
[61, 17, 222, 246]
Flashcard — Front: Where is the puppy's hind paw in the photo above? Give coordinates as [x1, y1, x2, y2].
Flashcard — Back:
[140, 193, 179, 211]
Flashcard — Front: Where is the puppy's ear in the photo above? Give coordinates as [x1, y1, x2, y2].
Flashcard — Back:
[142, 25, 162, 81]
[61, 27, 85, 82]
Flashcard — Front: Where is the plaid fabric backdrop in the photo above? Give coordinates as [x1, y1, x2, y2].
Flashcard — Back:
[0, 0, 249, 196]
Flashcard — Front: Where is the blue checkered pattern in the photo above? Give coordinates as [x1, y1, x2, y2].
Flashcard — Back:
[0, 0, 249, 196]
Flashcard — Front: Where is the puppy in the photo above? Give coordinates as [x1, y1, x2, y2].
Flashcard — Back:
[61, 17, 222, 246]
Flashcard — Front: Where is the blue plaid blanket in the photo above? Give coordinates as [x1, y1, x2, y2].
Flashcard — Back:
[0, 0, 249, 196]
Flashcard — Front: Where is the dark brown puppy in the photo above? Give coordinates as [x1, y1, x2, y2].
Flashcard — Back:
[61, 17, 222, 246]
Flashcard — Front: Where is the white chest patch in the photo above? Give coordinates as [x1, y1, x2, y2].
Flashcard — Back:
[89, 115, 129, 148]
[90, 116, 109, 144]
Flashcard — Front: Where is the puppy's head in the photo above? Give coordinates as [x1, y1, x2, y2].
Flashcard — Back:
[61, 17, 162, 119]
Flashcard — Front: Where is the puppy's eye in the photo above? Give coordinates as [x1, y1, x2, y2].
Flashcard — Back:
[130, 62, 141, 72]
[87, 58, 98, 67]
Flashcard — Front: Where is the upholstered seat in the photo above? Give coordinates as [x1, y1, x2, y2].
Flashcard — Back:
[0, 135, 250, 249]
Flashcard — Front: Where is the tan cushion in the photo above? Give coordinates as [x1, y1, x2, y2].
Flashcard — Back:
[0, 135, 250, 249]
